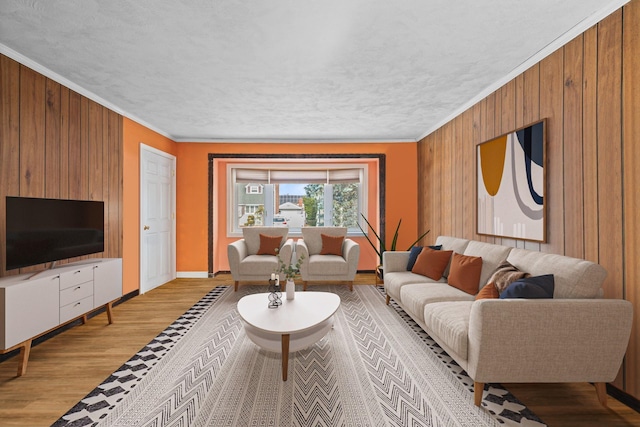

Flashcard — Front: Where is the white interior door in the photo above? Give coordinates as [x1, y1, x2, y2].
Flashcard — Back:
[140, 144, 176, 293]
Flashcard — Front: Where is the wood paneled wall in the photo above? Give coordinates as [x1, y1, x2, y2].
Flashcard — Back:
[418, 2, 640, 400]
[0, 54, 123, 276]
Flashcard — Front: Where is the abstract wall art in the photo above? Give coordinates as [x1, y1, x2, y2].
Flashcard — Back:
[476, 120, 546, 242]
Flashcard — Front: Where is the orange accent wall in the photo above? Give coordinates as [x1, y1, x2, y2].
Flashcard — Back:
[175, 142, 419, 274]
[122, 122, 418, 288]
[122, 118, 177, 294]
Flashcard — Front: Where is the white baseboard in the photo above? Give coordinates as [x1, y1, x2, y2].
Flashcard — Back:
[177, 271, 209, 278]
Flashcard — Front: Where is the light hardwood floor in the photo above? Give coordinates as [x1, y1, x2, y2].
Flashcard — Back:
[0, 273, 638, 426]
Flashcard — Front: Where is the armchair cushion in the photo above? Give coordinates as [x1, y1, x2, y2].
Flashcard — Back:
[320, 234, 345, 256]
[257, 234, 282, 256]
[301, 227, 347, 255]
[242, 227, 288, 255]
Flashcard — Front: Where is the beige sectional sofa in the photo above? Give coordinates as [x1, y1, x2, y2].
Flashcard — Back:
[383, 235, 633, 407]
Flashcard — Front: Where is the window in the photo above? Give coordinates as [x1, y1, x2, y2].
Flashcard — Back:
[245, 184, 263, 194]
[228, 164, 367, 235]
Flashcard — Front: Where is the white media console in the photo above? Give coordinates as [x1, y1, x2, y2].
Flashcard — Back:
[0, 258, 122, 376]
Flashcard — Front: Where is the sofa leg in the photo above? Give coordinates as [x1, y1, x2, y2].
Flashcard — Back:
[473, 382, 484, 406]
[303, 281, 308, 291]
[595, 382, 608, 407]
[385, 295, 390, 305]
[349, 281, 353, 292]
[234, 281, 239, 292]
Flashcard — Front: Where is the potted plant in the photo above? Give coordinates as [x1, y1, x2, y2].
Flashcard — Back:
[357, 213, 430, 268]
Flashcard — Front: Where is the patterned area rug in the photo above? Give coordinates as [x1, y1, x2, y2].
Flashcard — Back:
[54, 285, 546, 426]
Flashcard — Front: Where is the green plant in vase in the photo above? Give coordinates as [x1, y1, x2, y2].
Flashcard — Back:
[357, 213, 430, 265]
[275, 251, 305, 282]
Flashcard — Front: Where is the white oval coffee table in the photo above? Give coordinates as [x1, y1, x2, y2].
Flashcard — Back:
[237, 291, 341, 381]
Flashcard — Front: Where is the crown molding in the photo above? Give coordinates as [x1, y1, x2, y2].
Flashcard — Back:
[416, 0, 630, 142]
[0, 43, 174, 141]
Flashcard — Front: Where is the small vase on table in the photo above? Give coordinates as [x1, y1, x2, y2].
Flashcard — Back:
[286, 278, 295, 300]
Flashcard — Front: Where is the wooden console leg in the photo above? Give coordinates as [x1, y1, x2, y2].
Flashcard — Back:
[17, 340, 32, 377]
[386, 295, 390, 305]
[234, 281, 239, 292]
[595, 382, 608, 407]
[106, 302, 114, 324]
[474, 382, 484, 406]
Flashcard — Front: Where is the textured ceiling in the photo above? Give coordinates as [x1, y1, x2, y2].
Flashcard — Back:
[0, 0, 627, 142]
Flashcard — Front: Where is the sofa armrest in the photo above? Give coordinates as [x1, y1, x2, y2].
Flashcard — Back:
[467, 298, 633, 384]
[278, 239, 294, 266]
[343, 238, 360, 278]
[227, 239, 248, 277]
[296, 239, 310, 277]
[383, 251, 410, 273]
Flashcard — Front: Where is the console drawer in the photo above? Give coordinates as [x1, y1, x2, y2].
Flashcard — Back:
[59, 281, 93, 307]
[60, 267, 93, 290]
[60, 296, 93, 324]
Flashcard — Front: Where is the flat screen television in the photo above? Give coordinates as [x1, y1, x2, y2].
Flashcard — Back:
[5, 196, 105, 270]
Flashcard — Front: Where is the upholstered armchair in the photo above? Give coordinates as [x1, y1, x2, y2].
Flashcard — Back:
[228, 227, 294, 291]
[296, 227, 360, 291]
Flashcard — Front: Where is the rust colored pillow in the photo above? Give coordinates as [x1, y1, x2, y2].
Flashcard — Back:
[448, 252, 483, 295]
[320, 234, 344, 255]
[475, 282, 499, 300]
[256, 234, 282, 256]
[411, 247, 453, 280]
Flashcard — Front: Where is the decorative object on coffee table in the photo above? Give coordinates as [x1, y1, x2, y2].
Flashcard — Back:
[267, 274, 282, 308]
[275, 250, 304, 300]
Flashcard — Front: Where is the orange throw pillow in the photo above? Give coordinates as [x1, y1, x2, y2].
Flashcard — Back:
[257, 234, 282, 256]
[475, 282, 499, 300]
[448, 252, 483, 295]
[320, 234, 344, 255]
[411, 247, 453, 280]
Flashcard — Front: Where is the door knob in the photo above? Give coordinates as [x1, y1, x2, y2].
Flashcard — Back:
[143, 225, 150, 230]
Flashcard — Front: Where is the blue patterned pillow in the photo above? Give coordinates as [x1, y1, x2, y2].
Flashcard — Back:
[500, 274, 555, 299]
[406, 245, 442, 271]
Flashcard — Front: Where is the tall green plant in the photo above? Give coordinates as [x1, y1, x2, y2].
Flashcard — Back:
[357, 214, 430, 264]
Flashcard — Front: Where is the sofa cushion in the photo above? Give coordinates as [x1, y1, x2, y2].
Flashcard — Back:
[447, 253, 483, 295]
[257, 234, 282, 256]
[487, 260, 531, 293]
[320, 234, 344, 256]
[401, 283, 473, 323]
[307, 254, 348, 276]
[406, 245, 442, 270]
[500, 274, 555, 299]
[384, 271, 442, 302]
[506, 248, 606, 298]
[435, 236, 471, 254]
[461, 241, 512, 289]
[423, 301, 473, 361]
[412, 248, 453, 280]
